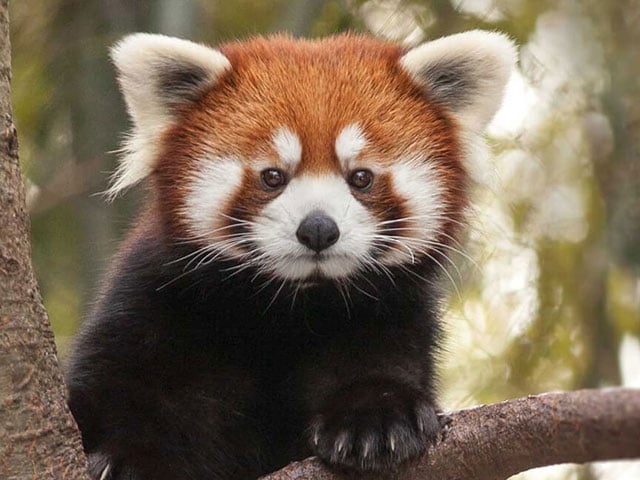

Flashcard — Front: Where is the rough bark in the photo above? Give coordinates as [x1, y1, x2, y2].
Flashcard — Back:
[262, 389, 640, 480]
[0, 2, 90, 479]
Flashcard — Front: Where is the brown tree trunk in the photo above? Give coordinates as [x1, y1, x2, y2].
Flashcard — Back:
[0, 2, 90, 479]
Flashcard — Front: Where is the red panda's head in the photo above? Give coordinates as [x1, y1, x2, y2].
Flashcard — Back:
[110, 33, 515, 282]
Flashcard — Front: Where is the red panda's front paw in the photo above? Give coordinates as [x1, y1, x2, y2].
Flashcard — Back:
[309, 380, 440, 474]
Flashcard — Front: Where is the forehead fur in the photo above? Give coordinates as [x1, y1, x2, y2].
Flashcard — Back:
[166, 34, 455, 174]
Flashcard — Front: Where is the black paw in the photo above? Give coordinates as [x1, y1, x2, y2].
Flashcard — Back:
[309, 379, 440, 474]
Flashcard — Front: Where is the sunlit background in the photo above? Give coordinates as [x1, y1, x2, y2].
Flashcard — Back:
[10, 1, 640, 478]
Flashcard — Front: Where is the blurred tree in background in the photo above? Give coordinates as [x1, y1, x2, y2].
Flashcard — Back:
[10, 1, 640, 478]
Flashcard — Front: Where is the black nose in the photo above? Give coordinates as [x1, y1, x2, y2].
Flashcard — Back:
[296, 211, 340, 253]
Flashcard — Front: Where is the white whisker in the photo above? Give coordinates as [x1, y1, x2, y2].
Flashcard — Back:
[264, 279, 288, 314]
[336, 280, 352, 319]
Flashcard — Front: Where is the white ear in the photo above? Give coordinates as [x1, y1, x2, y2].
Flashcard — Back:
[108, 33, 231, 196]
[400, 30, 516, 133]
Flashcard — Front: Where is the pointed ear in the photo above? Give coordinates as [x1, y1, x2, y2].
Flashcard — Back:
[108, 34, 230, 196]
[400, 30, 516, 133]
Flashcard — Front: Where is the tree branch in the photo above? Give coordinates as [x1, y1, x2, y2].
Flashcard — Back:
[261, 389, 640, 480]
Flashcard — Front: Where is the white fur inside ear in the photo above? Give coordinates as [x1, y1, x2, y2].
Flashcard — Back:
[108, 34, 231, 197]
[400, 30, 517, 133]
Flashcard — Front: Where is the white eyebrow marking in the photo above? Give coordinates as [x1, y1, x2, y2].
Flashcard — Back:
[272, 127, 302, 170]
[335, 123, 367, 169]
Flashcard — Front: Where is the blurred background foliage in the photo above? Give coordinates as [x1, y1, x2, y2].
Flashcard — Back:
[9, 0, 640, 478]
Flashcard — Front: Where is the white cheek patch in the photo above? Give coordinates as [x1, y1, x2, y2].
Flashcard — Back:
[272, 127, 302, 170]
[335, 124, 367, 171]
[382, 159, 446, 265]
[252, 175, 377, 280]
[183, 157, 244, 238]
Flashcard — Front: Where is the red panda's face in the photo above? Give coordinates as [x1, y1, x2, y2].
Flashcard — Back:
[177, 121, 456, 281]
[110, 33, 515, 283]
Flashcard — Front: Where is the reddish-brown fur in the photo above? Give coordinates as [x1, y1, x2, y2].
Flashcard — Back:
[153, 34, 467, 253]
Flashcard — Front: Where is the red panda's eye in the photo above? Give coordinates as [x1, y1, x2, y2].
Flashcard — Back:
[348, 169, 374, 191]
[261, 168, 287, 190]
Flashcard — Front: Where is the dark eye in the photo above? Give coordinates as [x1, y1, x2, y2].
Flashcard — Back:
[348, 169, 374, 191]
[261, 168, 287, 190]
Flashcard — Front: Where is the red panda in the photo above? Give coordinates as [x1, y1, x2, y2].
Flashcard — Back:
[65, 32, 515, 480]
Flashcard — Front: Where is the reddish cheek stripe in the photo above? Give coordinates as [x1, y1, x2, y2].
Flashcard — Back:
[354, 172, 408, 254]
[222, 168, 276, 244]
[433, 159, 468, 247]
